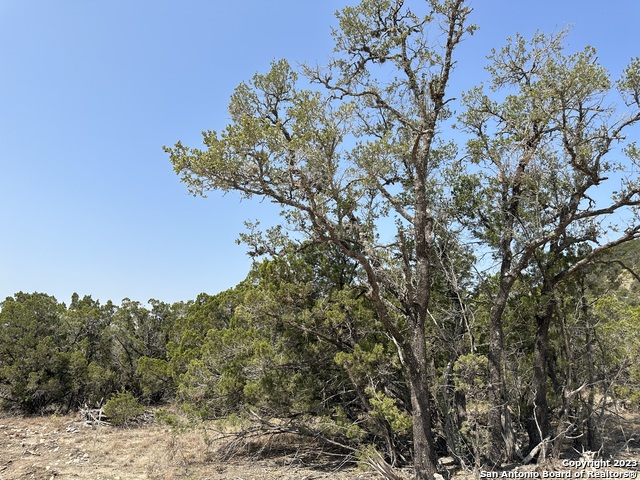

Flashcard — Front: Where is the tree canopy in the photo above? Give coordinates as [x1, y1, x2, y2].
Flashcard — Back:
[1, 2, 639, 480]
[165, 0, 640, 478]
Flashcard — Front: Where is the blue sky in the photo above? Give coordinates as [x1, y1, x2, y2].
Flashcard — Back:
[1, 1, 638, 306]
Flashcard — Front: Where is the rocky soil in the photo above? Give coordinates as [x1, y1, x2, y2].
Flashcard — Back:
[0, 411, 638, 480]
[0, 413, 372, 480]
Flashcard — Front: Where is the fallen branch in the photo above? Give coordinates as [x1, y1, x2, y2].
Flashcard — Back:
[522, 437, 550, 464]
[79, 404, 110, 426]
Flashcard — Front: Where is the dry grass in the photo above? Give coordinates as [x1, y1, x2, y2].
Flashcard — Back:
[0, 412, 372, 479]
[0, 410, 637, 480]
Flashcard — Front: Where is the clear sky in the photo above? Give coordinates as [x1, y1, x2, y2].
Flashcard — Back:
[1, 1, 638, 306]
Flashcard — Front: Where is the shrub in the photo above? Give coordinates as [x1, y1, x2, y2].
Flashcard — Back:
[104, 392, 144, 426]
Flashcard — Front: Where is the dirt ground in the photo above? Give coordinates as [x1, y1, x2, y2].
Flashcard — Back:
[0, 411, 638, 480]
[0, 412, 377, 480]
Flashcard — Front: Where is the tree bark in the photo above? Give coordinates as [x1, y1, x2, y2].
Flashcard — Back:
[487, 276, 517, 462]
[528, 291, 553, 456]
[582, 281, 598, 451]
[405, 326, 438, 480]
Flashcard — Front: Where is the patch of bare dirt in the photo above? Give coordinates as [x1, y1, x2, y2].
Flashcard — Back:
[0, 413, 374, 480]
[0, 411, 638, 480]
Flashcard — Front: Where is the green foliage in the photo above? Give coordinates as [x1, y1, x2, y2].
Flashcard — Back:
[103, 391, 145, 426]
[454, 354, 491, 461]
[454, 354, 489, 397]
[165, 0, 640, 470]
[2, 1, 640, 475]
[0, 293, 68, 412]
[136, 357, 173, 403]
[63, 294, 118, 406]
[0, 291, 179, 413]
[166, 291, 240, 381]
[592, 298, 640, 401]
[154, 407, 181, 427]
[366, 387, 412, 435]
[109, 298, 173, 395]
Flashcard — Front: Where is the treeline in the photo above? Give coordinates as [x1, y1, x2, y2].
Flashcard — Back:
[1, 241, 639, 466]
[0, 292, 173, 413]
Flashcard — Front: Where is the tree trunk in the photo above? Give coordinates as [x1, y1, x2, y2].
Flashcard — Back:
[582, 282, 598, 451]
[553, 298, 574, 457]
[528, 294, 553, 456]
[441, 361, 471, 467]
[405, 327, 438, 480]
[487, 282, 517, 462]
